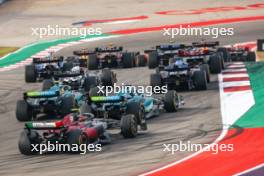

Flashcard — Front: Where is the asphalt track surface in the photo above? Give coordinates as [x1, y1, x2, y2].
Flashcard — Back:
[0, 19, 263, 176]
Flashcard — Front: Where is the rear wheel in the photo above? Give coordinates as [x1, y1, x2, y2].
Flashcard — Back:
[101, 68, 115, 86]
[121, 115, 138, 138]
[25, 65, 36, 82]
[87, 54, 98, 70]
[200, 64, 210, 83]
[209, 55, 222, 74]
[164, 90, 178, 112]
[136, 55, 146, 67]
[16, 100, 32, 121]
[123, 53, 134, 68]
[217, 47, 230, 62]
[18, 130, 39, 155]
[247, 51, 256, 62]
[66, 129, 86, 153]
[148, 51, 158, 69]
[193, 70, 207, 90]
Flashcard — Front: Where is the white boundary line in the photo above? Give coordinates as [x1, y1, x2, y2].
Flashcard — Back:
[234, 163, 264, 176]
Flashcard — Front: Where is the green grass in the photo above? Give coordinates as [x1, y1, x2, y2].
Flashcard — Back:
[0, 47, 19, 57]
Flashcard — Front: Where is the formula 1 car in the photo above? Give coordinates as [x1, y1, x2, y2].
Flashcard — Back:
[25, 54, 74, 83]
[150, 58, 208, 91]
[18, 113, 111, 155]
[42, 67, 117, 92]
[145, 44, 185, 69]
[147, 41, 225, 74]
[225, 45, 256, 62]
[16, 84, 85, 121]
[73, 45, 146, 70]
[80, 87, 184, 138]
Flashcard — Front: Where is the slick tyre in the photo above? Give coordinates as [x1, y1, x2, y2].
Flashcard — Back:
[164, 90, 178, 112]
[123, 53, 134, 68]
[25, 65, 36, 82]
[147, 51, 158, 69]
[87, 54, 98, 70]
[18, 130, 39, 155]
[193, 70, 207, 90]
[121, 114, 138, 138]
[16, 100, 32, 121]
[209, 55, 222, 74]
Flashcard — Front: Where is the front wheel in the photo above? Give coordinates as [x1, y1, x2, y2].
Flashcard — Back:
[121, 114, 138, 138]
[164, 90, 178, 112]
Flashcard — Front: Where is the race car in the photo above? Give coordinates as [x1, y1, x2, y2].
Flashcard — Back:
[150, 57, 208, 91]
[145, 44, 185, 69]
[147, 41, 225, 74]
[15, 84, 86, 122]
[225, 45, 256, 62]
[18, 113, 111, 155]
[42, 67, 117, 92]
[25, 54, 73, 83]
[73, 45, 146, 70]
[80, 87, 184, 138]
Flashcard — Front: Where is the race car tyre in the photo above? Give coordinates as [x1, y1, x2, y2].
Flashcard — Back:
[84, 76, 97, 92]
[42, 79, 54, 91]
[87, 54, 98, 70]
[217, 47, 230, 62]
[62, 62, 74, 71]
[25, 65, 36, 82]
[150, 74, 162, 87]
[121, 114, 138, 138]
[101, 68, 114, 86]
[136, 55, 146, 67]
[209, 55, 222, 74]
[193, 70, 207, 90]
[66, 129, 86, 153]
[126, 101, 144, 125]
[148, 51, 158, 69]
[247, 51, 256, 62]
[61, 96, 74, 115]
[80, 103, 92, 114]
[123, 53, 134, 68]
[18, 130, 39, 155]
[164, 90, 178, 112]
[16, 100, 32, 121]
[200, 64, 210, 83]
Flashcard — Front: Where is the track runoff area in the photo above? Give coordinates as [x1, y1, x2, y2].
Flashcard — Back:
[0, 2, 264, 176]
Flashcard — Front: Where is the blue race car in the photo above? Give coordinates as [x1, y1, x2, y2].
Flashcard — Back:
[80, 87, 184, 138]
[144, 44, 186, 69]
[16, 84, 86, 121]
[25, 55, 74, 83]
[150, 57, 208, 91]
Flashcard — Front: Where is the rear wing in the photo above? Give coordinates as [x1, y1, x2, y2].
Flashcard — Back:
[73, 50, 95, 56]
[25, 121, 63, 130]
[95, 46, 123, 53]
[32, 57, 63, 64]
[24, 91, 60, 99]
[192, 41, 219, 48]
[156, 44, 186, 50]
[90, 96, 124, 103]
[53, 71, 82, 78]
